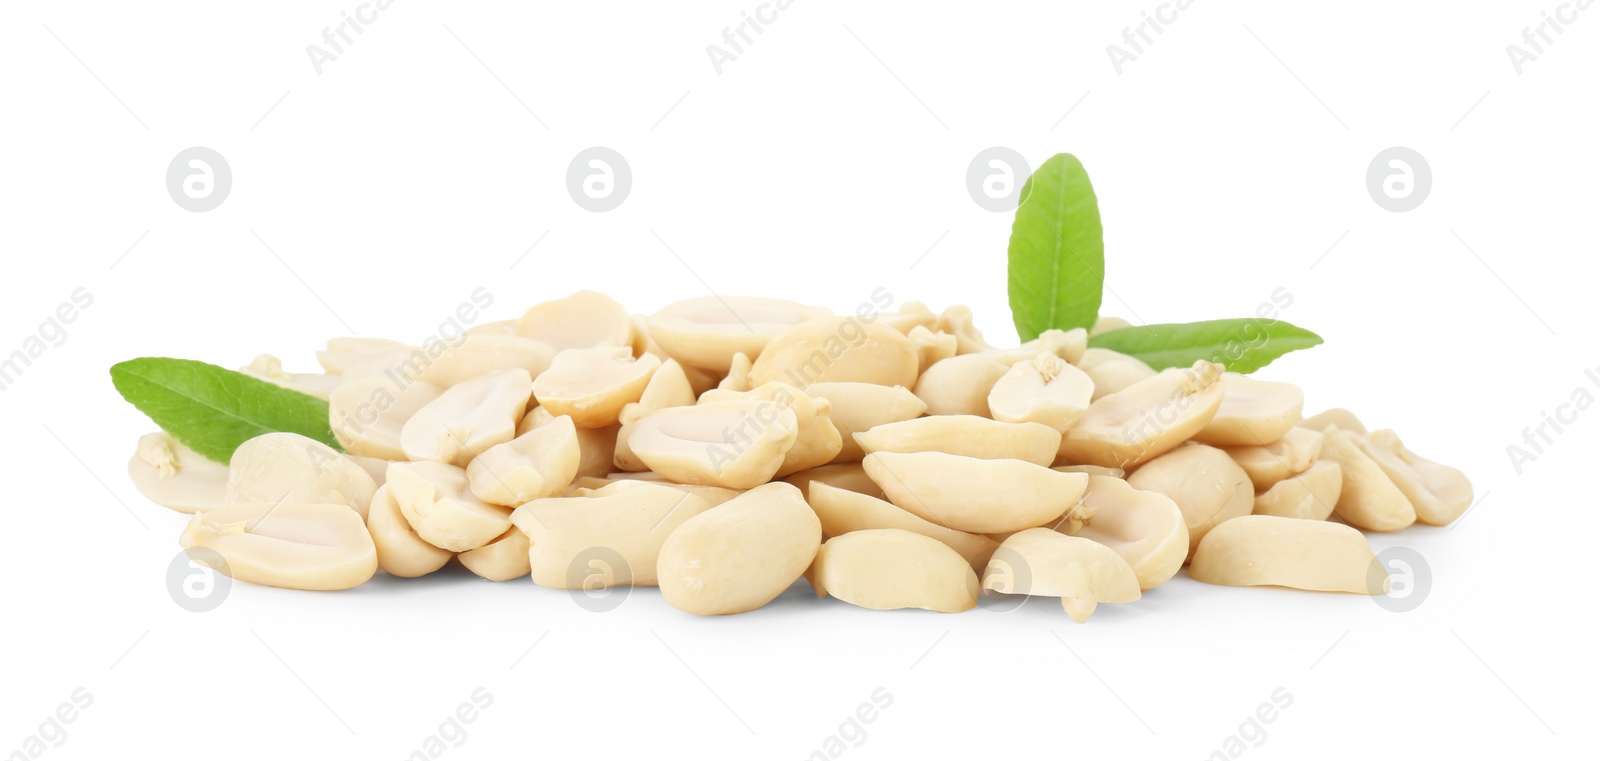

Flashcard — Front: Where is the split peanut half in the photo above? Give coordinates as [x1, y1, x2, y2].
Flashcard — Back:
[400, 369, 533, 467]
[657, 482, 822, 615]
[1191, 374, 1305, 446]
[1058, 361, 1226, 468]
[240, 354, 341, 399]
[805, 482, 999, 572]
[1223, 427, 1323, 492]
[1355, 430, 1474, 526]
[1189, 515, 1387, 595]
[987, 352, 1094, 432]
[129, 432, 230, 514]
[982, 528, 1141, 622]
[1253, 460, 1342, 521]
[784, 463, 887, 501]
[180, 502, 378, 591]
[628, 399, 800, 489]
[1319, 427, 1417, 532]
[853, 415, 1061, 467]
[1057, 475, 1188, 591]
[811, 529, 979, 613]
[458, 529, 533, 582]
[328, 376, 443, 461]
[224, 432, 378, 519]
[646, 295, 833, 373]
[748, 316, 920, 388]
[511, 480, 715, 589]
[1126, 444, 1254, 557]
[532, 345, 660, 428]
[516, 290, 633, 351]
[1074, 348, 1156, 401]
[863, 451, 1088, 534]
[614, 359, 697, 472]
[366, 484, 454, 578]
[804, 382, 927, 462]
[465, 414, 583, 506]
[387, 461, 513, 552]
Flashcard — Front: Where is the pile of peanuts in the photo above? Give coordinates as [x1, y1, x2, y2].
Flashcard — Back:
[129, 291, 1472, 620]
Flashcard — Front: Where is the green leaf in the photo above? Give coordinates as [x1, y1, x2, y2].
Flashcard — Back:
[1088, 319, 1324, 374]
[110, 357, 341, 463]
[1007, 153, 1105, 342]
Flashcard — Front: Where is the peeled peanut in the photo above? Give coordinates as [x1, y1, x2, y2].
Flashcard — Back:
[1320, 428, 1416, 532]
[702, 383, 842, 476]
[914, 329, 1086, 415]
[413, 334, 557, 387]
[805, 382, 926, 462]
[327, 376, 443, 461]
[853, 415, 1060, 467]
[1052, 464, 1125, 478]
[906, 326, 958, 375]
[517, 290, 632, 351]
[1126, 444, 1254, 557]
[1298, 408, 1367, 435]
[1058, 361, 1225, 468]
[400, 369, 532, 466]
[615, 359, 697, 471]
[344, 454, 389, 487]
[914, 354, 1009, 416]
[317, 337, 409, 377]
[511, 481, 715, 588]
[387, 461, 513, 552]
[1355, 430, 1473, 526]
[748, 316, 919, 388]
[863, 451, 1087, 534]
[532, 346, 660, 428]
[646, 295, 832, 373]
[988, 352, 1094, 431]
[1189, 515, 1387, 594]
[1074, 348, 1156, 401]
[718, 352, 754, 392]
[1192, 374, 1305, 446]
[657, 482, 822, 615]
[1088, 316, 1133, 337]
[589, 471, 743, 507]
[982, 528, 1140, 622]
[465, 319, 519, 337]
[128, 432, 229, 513]
[366, 484, 453, 578]
[879, 302, 939, 335]
[785, 463, 886, 501]
[240, 354, 341, 399]
[1058, 475, 1188, 590]
[180, 502, 377, 591]
[465, 415, 582, 506]
[458, 528, 532, 581]
[1253, 460, 1342, 520]
[628, 399, 799, 488]
[225, 432, 377, 518]
[811, 529, 979, 613]
[523, 406, 618, 479]
[937, 305, 993, 355]
[1223, 427, 1323, 492]
[806, 482, 998, 572]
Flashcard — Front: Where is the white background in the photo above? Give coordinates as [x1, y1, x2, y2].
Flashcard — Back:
[2, 1, 1594, 758]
